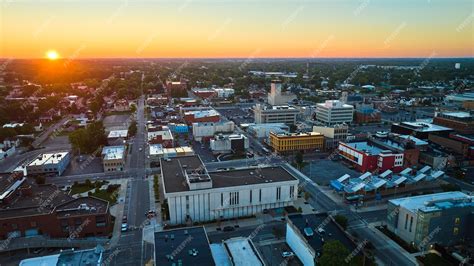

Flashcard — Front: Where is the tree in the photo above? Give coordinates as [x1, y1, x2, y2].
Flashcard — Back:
[69, 121, 106, 154]
[319, 240, 351, 266]
[128, 120, 137, 137]
[130, 104, 137, 113]
[295, 151, 304, 169]
[334, 215, 349, 230]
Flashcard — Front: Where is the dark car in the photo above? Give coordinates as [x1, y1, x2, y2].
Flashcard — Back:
[223, 226, 235, 232]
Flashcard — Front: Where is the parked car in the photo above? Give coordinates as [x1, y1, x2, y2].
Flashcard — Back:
[121, 223, 128, 232]
[282, 251, 294, 258]
[223, 226, 235, 232]
[122, 215, 127, 223]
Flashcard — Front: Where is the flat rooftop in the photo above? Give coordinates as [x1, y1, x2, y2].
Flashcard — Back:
[0, 182, 72, 219]
[28, 151, 69, 166]
[101, 146, 125, 160]
[154, 227, 215, 266]
[399, 121, 452, 132]
[161, 155, 298, 193]
[210, 166, 298, 189]
[389, 191, 472, 213]
[344, 142, 385, 155]
[107, 129, 128, 138]
[288, 213, 356, 253]
[225, 238, 263, 266]
[440, 111, 472, 119]
[56, 197, 109, 218]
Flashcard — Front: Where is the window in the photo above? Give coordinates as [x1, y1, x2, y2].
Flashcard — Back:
[453, 227, 459, 235]
[250, 190, 252, 203]
[221, 193, 224, 206]
[259, 189, 262, 202]
[276, 187, 281, 201]
[404, 214, 409, 229]
[455, 217, 460, 225]
[409, 217, 413, 232]
[290, 186, 295, 199]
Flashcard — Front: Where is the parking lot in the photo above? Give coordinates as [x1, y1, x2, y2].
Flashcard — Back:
[301, 159, 360, 185]
[62, 155, 104, 176]
[103, 114, 131, 131]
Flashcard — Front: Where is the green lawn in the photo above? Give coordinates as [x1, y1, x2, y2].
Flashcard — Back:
[89, 184, 120, 204]
[70, 180, 107, 195]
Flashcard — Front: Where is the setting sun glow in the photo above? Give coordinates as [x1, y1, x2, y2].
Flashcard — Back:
[46, 50, 59, 60]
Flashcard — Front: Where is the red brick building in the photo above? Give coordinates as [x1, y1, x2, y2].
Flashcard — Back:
[338, 141, 404, 173]
[354, 110, 382, 124]
[433, 111, 474, 135]
[0, 173, 112, 240]
[183, 110, 220, 124]
[166, 81, 187, 98]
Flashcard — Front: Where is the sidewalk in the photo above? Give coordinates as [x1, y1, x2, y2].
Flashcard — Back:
[108, 179, 129, 248]
[367, 223, 419, 266]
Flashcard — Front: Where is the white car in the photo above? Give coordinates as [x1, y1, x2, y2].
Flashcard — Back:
[121, 223, 128, 232]
[282, 251, 294, 258]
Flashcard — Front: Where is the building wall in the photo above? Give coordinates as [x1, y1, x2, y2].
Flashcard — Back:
[269, 133, 324, 153]
[165, 181, 298, 225]
[315, 104, 354, 125]
[387, 205, 418, 244]
[0, 212, 112, 240]
[286, 222, 315, 266]
[103, 158, 125, 171]
[433, 117, 474, 135]
[428, 134, 470, 156]
[26, 153, 71, 176]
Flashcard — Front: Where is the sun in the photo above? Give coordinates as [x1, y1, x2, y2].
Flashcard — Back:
[46, 50, 60, 60]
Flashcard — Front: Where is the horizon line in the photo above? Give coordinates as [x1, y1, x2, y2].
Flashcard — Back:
[2, 56, 473, 60]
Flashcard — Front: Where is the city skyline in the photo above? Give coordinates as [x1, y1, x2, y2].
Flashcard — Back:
[1, 0, 473, 59]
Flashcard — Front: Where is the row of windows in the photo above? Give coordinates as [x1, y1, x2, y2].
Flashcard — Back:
[219, 187, 296, 207]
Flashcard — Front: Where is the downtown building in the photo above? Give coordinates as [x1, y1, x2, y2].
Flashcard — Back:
[338, 141, 404, 173]
[315, 100, 354, 126]
[160, 155, 299, 225]
[387, 191, 474, 247]
[253, 104, 299, 125]
[267, 81, 297, 106]
[0, 172, 112, 240]
[269, 132, 324, 154]
[26, 151, 71, 176]
[192, 121, 235, 142]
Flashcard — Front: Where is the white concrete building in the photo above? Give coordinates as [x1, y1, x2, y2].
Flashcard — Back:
[247, 123, 289, 139]
[253, 104, 299, 125]
[26, 151, 71, 176]
[160, 155, 299, 225]
[101, 146, 126, 172]
[149, 144, 194, 162]
[210, 134, 249, 154]
[192, 121, 235, 142]
[313, 124, 349, 149]
[267, 82, 297, 106]
[214, 88, 235, 98]
[315, 100, 354, 125]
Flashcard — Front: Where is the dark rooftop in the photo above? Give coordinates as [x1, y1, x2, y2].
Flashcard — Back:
[288, 213, 356, 254]
[154, 226, 215, 266]
[210, 167, 298, 188]
[0, 182, 72, 219]
[160, 155, 204, 193]
[56, 197, 109, 218]
[161, 155, 298, 193]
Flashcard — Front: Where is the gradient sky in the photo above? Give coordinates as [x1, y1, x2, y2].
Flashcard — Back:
[1, 0, 473, 58]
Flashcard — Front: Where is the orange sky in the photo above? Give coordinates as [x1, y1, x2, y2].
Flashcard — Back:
[1, 0, 473, 58]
